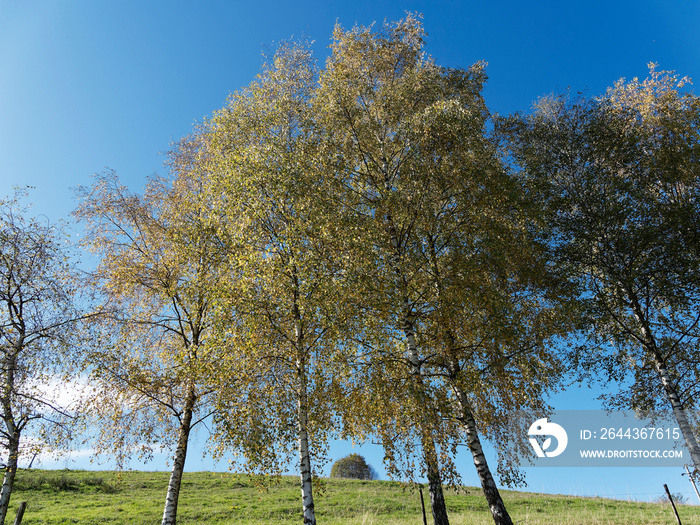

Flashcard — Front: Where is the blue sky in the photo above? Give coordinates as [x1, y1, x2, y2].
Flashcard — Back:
[2, 0, 700, 505]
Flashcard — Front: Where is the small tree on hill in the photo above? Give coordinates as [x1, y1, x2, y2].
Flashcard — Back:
[74, 170, 225, 525]
[0, 189, 86, 525]
[330, 454, 377, 480]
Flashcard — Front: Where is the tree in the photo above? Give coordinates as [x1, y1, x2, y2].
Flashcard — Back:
[330, 454, 377, 480]
[501, 64, 700, 470]
[314, 17, 468, 523]
[0, 189, 85, 524]
[314, 15, 571, 525]
[74, 167, 226, 525]
[205, 40, 355, 525]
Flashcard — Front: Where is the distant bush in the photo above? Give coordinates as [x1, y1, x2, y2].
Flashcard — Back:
[16, 471, 116, 493]
[330, 454, 378, 480]
[656, 491, 688, 505]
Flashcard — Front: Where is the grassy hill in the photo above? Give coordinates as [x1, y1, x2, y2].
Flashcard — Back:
[4, 469, 698, 524]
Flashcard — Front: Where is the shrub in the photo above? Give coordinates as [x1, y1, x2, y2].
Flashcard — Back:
[330, 454, 378, 480]
[15, 471, 116, 493]
[656, 492, 687, 505]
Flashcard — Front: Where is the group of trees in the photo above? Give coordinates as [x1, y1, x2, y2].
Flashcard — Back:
[1, 14, 699, 525]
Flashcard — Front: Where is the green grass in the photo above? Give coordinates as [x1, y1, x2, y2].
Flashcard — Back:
[3, 469, 699, 524]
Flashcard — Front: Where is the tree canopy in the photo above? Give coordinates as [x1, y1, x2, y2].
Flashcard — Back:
[500, 64, 700, 470]
[6, 14, 700, 525]
[74, 167, 227, 525]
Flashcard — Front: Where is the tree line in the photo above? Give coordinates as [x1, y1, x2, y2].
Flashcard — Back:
[1, 14, 699, 525]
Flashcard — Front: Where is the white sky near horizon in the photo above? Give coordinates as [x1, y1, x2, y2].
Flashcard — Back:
[2, 0, 700, 504]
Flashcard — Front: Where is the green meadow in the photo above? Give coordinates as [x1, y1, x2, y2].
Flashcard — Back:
[5, 469, 698, 524]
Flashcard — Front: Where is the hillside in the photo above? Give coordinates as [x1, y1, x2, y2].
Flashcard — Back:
[4, 469, 697, 524]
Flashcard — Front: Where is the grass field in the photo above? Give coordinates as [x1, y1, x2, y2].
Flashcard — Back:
[3, 469, 698, 524]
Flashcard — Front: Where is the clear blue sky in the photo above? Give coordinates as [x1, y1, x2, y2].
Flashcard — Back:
[2, 0, 699, 504]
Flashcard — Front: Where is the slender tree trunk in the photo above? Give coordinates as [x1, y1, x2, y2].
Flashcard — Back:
[292, 270, 316, 525]
[654, 356, 700, 469]
[0, 434, 20, 525]
[444, 334, 512, 525]
[403, 317, 450, 525]
[628, 296, 700, 471]
[425, 235, 511, 525]
[161, 387, 196, 525]
[421, 435, 450, 525]
[382, 176, 450, 525]
[449, 375, 514, 525]
[0, 348, 21, 525]
[297, 362, 316, 525]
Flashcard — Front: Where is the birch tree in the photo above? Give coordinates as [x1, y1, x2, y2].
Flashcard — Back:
[315, 18, 463, 522]
[314, 15, 570, 525]
[0, 190, 85, 524]
[206, 41, 353, 525]
[74, 165, 226, 525]
[424, 216, 571, 516]
[501, 65, 700, 470]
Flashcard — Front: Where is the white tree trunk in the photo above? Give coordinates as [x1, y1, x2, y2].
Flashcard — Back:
[292, 275, 316, 525]
[448, 365, 513, 525]
[402, 316, 450, 525]
[382, 180, 450, 525]
[0, 349, 20, 525]
[424, 233, 511, 525]
[654, 354, 700, 469]
[161, 388, 196, 525]
[297, 374, 316, 525]
[629, 298, 700, 471]
[0, 435, 19, 525]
